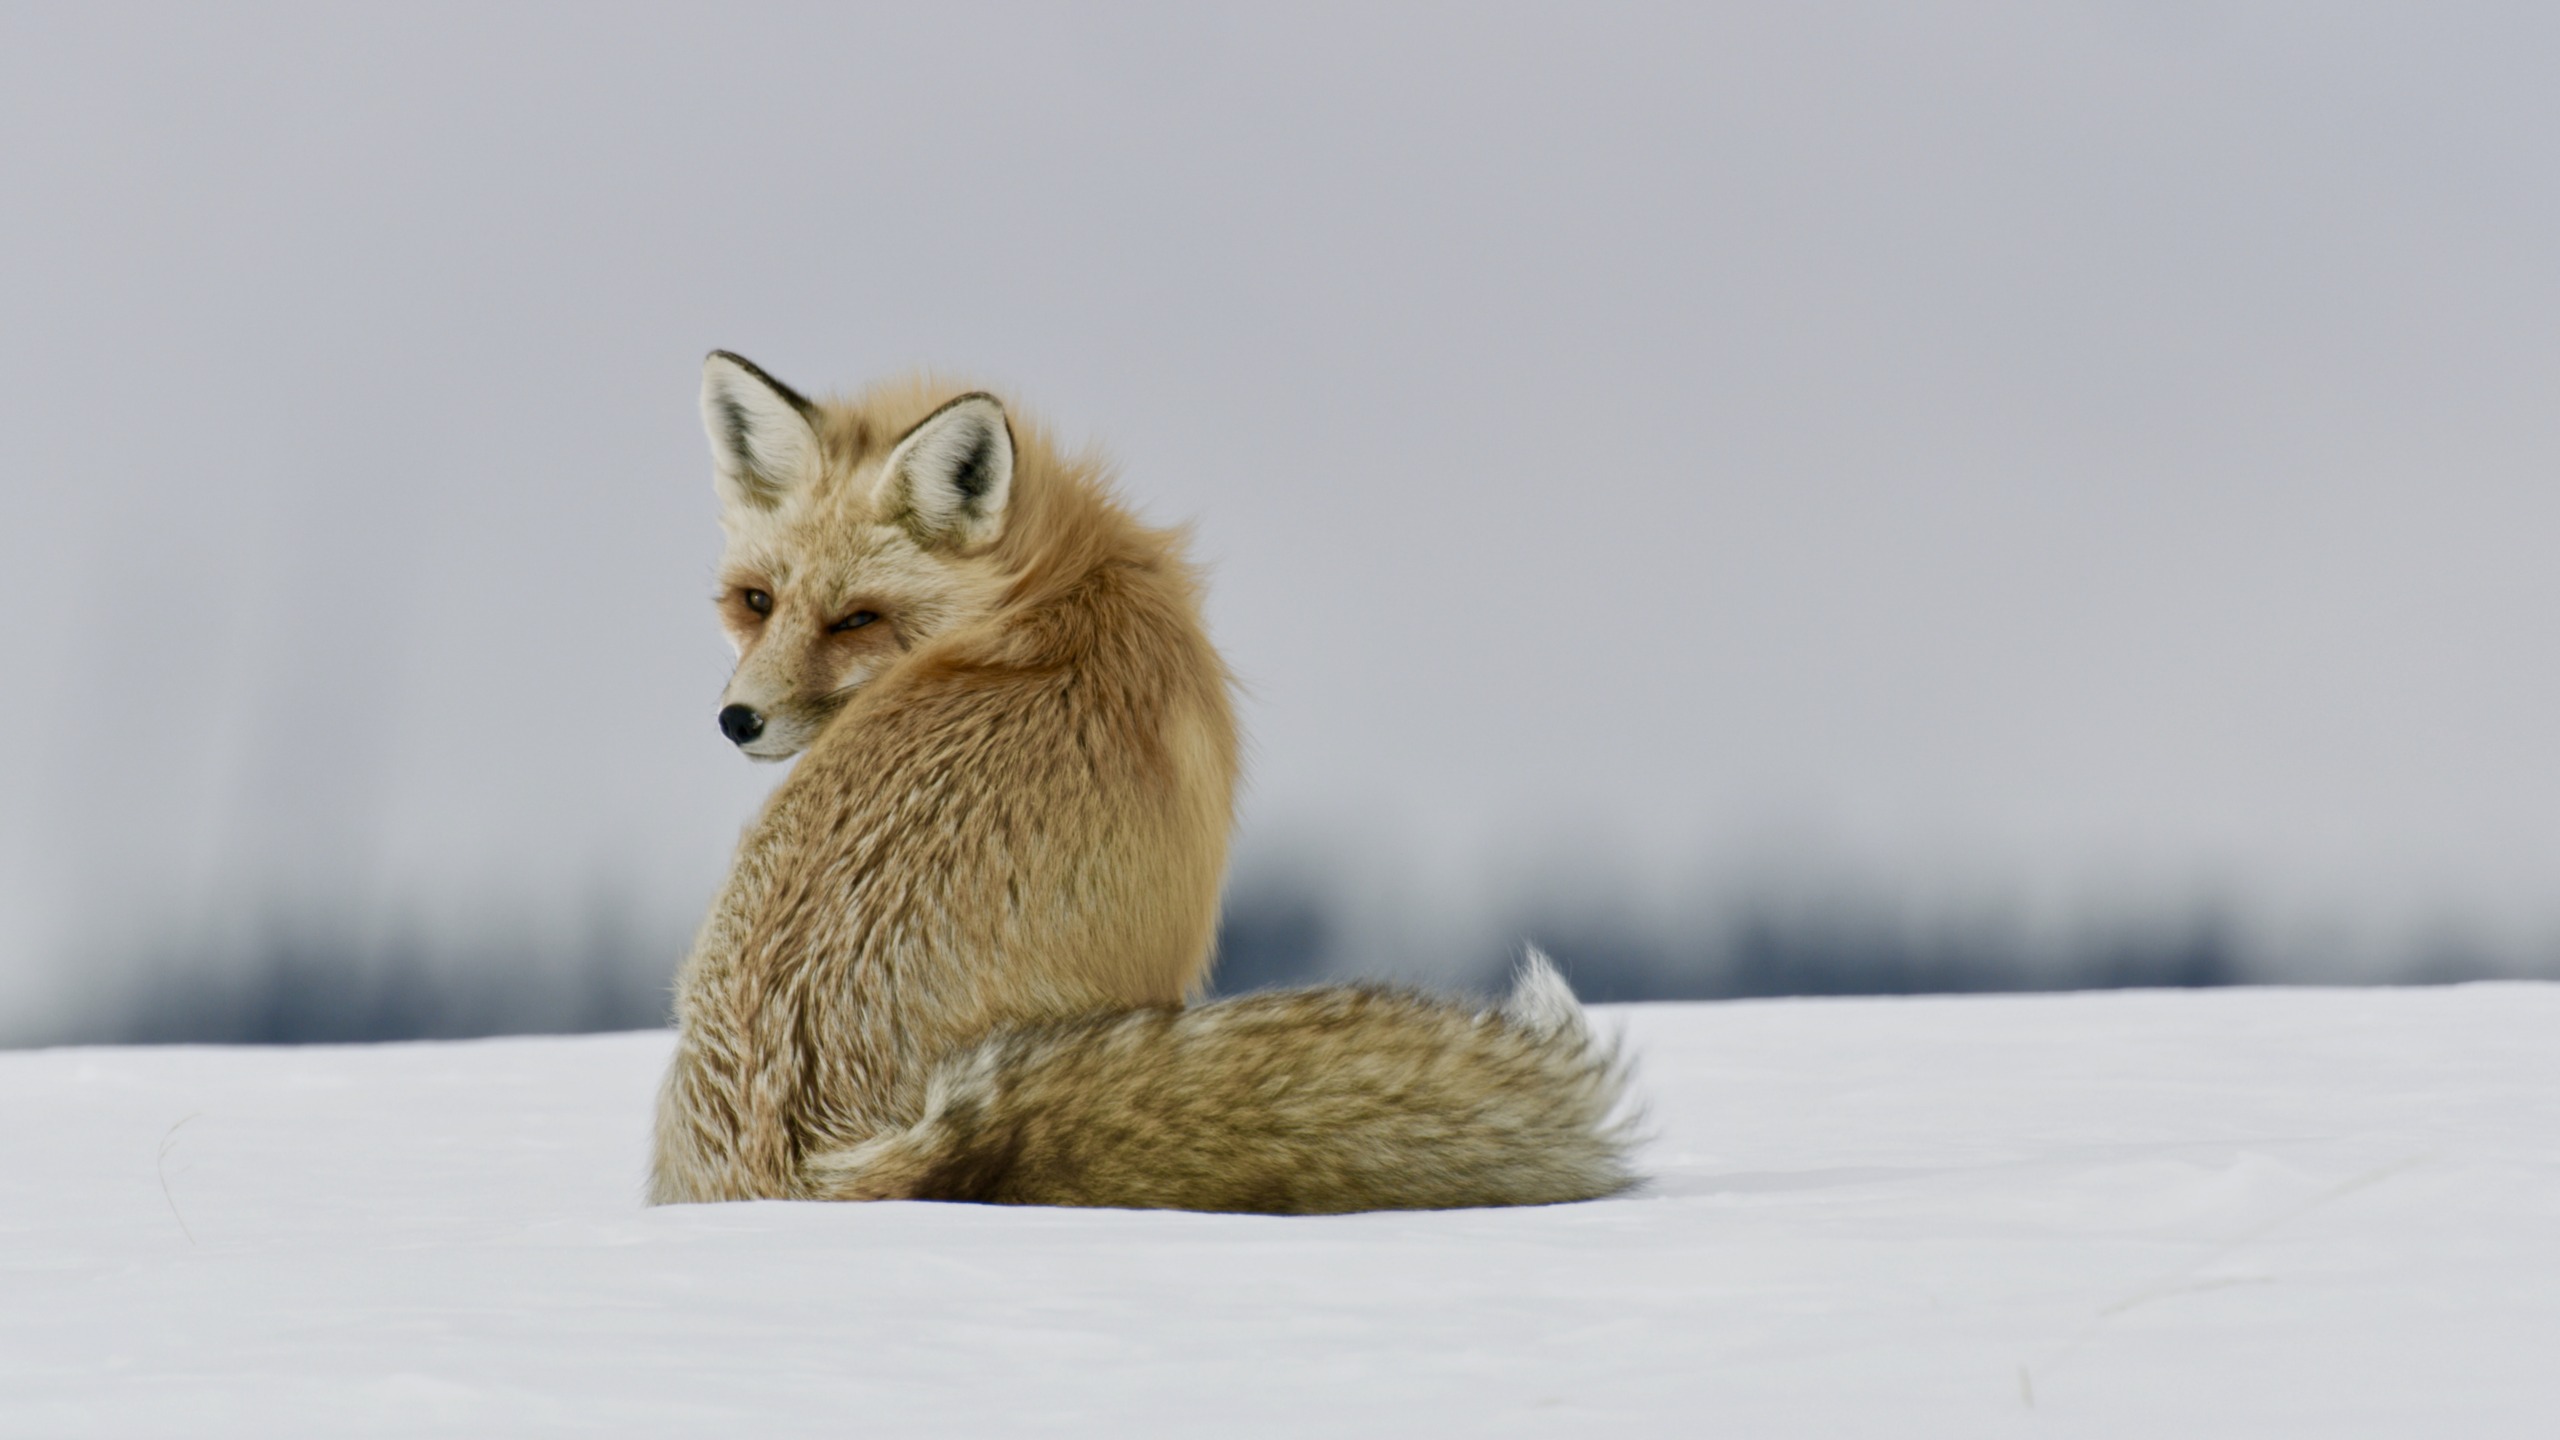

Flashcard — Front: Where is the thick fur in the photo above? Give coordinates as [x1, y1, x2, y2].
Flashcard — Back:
[803, 954, 1634, 1214]
[650, 356, 1637, 1212]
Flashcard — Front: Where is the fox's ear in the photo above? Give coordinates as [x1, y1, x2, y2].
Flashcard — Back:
[700, 351, 821, 512]
[875, 393, 1014, 550]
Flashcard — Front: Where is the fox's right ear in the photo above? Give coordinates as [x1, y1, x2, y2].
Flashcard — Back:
[700, 351, 821, 512]
[874, 392, 1014, 551]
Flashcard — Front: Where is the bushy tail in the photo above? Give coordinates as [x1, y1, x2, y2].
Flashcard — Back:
[801, 950, 1639, 1214]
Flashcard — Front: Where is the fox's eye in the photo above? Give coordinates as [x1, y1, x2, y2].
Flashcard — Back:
[831, 611, 879, 633]
[743, 589, 772, 615]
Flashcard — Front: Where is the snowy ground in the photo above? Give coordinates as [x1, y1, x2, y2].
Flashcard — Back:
[6, 985, 2556, 1437]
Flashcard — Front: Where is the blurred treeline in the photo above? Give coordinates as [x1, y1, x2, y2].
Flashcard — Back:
[31, 861, 2549, 1046]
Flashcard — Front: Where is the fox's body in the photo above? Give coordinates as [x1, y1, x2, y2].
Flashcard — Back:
[650, 355, 1633, 1212]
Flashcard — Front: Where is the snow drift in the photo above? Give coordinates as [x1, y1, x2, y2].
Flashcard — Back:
[6, 985, 2555, 1436]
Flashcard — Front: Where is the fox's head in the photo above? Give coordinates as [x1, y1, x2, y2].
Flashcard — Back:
[697, 352, 1018, 760]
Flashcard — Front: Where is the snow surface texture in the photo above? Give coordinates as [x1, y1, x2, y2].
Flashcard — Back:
[7, 987, 2554, 1436]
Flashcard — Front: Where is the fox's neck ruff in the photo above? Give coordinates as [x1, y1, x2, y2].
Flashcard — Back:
[986, 454, 1189, 621]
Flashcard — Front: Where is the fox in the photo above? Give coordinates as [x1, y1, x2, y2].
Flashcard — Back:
[648, 352, 1635, 1212]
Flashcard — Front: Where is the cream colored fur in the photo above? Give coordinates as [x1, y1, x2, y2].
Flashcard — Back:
[650, 356, 1637, 1212]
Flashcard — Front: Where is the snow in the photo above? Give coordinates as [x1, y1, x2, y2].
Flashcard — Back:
[6, 985, 2556, 1436]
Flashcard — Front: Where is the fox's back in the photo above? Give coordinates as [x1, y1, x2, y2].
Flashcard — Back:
[747, 542, 1238, 1137]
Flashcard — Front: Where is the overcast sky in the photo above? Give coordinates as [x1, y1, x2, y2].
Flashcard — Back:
[6, 4, 2560, 1030]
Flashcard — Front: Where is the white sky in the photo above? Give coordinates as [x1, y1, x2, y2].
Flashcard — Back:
[5, 5, 2560, 1023]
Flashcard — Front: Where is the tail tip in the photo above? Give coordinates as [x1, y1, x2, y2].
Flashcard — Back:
[1502, 946, 1586, 1038]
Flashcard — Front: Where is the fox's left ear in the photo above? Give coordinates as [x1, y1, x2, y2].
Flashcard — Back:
[701, 351, 821, 513]
[875, 393, 1014, 550]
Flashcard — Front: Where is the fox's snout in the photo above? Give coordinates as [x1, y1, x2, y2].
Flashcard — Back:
[715, 679, 841, 761]
[717, 704, 766, 746]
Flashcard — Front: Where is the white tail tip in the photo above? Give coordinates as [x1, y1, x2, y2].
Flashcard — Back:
[1501, 947, 1585, 1039]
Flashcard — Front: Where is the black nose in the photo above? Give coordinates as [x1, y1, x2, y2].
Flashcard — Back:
[718, 704, 765, 745]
